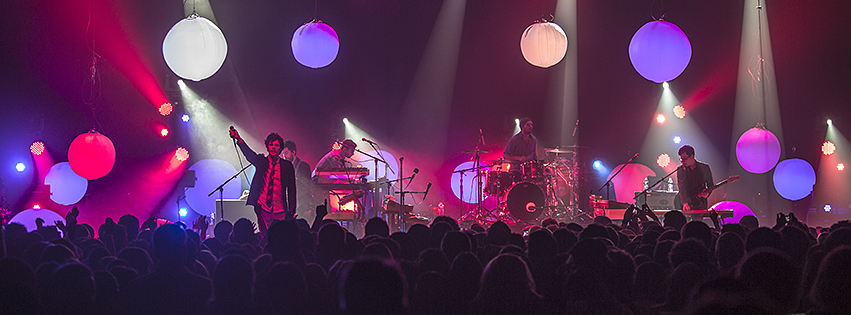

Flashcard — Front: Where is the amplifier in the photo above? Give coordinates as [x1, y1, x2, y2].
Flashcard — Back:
[634, 190, 678, 209]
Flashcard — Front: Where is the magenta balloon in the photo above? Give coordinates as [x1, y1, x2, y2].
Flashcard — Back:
[629, 21, 692, 83]
[291, 21, 340, 69]
[736, 128, 781, 174]
[709, 201, 755, 225]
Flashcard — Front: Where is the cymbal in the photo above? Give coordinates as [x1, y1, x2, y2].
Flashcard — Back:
[556, 144, 588, 148]
[461, 149, 491, 154]
[545, 148, 574, 154]
[484, 159, 506, 165]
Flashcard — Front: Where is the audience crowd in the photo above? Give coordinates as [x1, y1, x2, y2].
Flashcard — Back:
[1, 204, 850, 315]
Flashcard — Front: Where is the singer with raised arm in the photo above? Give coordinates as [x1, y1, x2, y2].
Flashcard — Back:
[228, 127, 297, 234]
[676, 145, 714, 211]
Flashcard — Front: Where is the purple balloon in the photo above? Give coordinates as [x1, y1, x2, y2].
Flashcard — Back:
[291, 21, 340, 69]
[736, 128, 781, 174]
[709, 201, 755, 225]
[773, 158, 816, 201]
[629, 21, 692, 83]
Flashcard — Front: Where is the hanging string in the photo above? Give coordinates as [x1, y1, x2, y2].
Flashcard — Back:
[82, 0, 104, 133]
[651, 0, 666, 21]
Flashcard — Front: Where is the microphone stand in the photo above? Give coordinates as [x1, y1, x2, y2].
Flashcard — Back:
[597, 153, 639, 200]
[355, 147, 393, 219]
[208, 163, 253, 224]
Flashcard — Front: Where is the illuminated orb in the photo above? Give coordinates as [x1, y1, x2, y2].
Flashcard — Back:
[160, 128, 169, 137]
[31, 141, 46, 155]
[159, 103, 173, 116]
[10, 208, 65, 234]
[356, 150, 398, 182]
[450, 161, 491, 204]
[68, 130, 116, 180]
[163, 14, 228, 81]
[772, 158, 816, 201]
[185, 159, 241, 215]
[709, 201, 755, 225]
[175, 147, 190, 162]
[291, 20, 339, 69]
[608, 163, 655, 204]
[520, 21, 568, 68]
[736, 127, 781, 174]
[822, 141, 836, 156]
[657, 153, 671, 168]
[44, 162, 88, 205]
[656, 114, 666, 124]
[673, 105, 686, 119]
[839, 163, 846, 171]
[629, 20, 692, 83]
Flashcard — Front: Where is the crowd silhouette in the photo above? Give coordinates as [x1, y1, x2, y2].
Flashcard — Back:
[2, 204, 850, 315]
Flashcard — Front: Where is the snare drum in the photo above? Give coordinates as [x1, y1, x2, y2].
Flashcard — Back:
[521, 160, 545, 182]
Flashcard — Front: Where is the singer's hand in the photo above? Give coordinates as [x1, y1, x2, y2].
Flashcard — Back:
[229, 128, 241, 141]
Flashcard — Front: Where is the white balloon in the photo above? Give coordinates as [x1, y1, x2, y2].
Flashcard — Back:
[520, 22, 568, 68]
[163, 14, 228, 81]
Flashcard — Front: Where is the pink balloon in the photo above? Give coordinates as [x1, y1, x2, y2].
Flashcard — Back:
[68, 131, 116, 180]
[608, 163, 656, 204]
[736, 128, 781, 174]
[709, 200, 755, 224]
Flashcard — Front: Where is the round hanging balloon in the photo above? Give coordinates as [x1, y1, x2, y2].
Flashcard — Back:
[773, 158, 816, 201]
[291, 20, 340, 69]
[185, 159, 242, 216]
[44, 162, 88, 205]
[163, 14, 228, 81]
[628, 20, 692, 83]
[68, 130, 116, 180]
[736, 127, 781, 174]
[520, 21, 568, 68]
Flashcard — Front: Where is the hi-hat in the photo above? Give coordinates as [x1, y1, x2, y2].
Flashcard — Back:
[545, 148, 574, 154]
[461, 149, 492, 154]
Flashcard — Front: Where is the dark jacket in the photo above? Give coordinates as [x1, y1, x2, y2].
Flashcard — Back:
[238, 141, 297, 214]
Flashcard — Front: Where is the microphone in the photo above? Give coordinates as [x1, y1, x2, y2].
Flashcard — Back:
[573, 119, 579, 137]
[362, 137, 376, 145]
[632, 152, 640, 159]
[229, 126, 238, 140]
[410, 168, 419, 181]
[423, 182, 432, 199]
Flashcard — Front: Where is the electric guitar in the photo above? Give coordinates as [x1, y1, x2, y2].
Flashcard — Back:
[684, 175, 740, 210]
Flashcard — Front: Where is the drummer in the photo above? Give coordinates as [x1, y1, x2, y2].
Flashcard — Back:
[503, 117, 537, 179]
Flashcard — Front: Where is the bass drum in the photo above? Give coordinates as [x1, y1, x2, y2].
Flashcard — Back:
[505, 182, 545, 221]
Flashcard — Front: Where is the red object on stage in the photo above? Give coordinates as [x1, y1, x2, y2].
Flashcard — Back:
[68, 130, 116, 180]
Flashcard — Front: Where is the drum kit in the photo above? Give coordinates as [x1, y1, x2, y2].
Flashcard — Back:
[459, 146, 584, 224]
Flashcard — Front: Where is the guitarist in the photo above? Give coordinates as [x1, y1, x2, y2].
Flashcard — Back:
[676, 145, 714, 211]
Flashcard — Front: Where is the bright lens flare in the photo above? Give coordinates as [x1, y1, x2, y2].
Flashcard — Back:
[839, 163, 846, 171]
[657, 153, 671, 168]
[160, 128, 169, 137]
[656, 114, 666, 124]
[822, 141, 836, 156]
[673, 105, 686, 119]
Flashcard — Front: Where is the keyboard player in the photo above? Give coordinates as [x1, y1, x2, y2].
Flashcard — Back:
[315, 139, 360, 170]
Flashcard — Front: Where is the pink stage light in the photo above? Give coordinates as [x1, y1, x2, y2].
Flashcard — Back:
[68, 130, 116, 180]
[160, 128, 169, 137]
[673, 105, 686, 119]
[30, 141, 46, 155]
[822, 141, 836, 156]
[657, 153, 671, 168]
[839, 163, 846, 171]
[175, 147, 190, 162]
[159, 102, 173, 116]
[656, 114, 666, 124]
